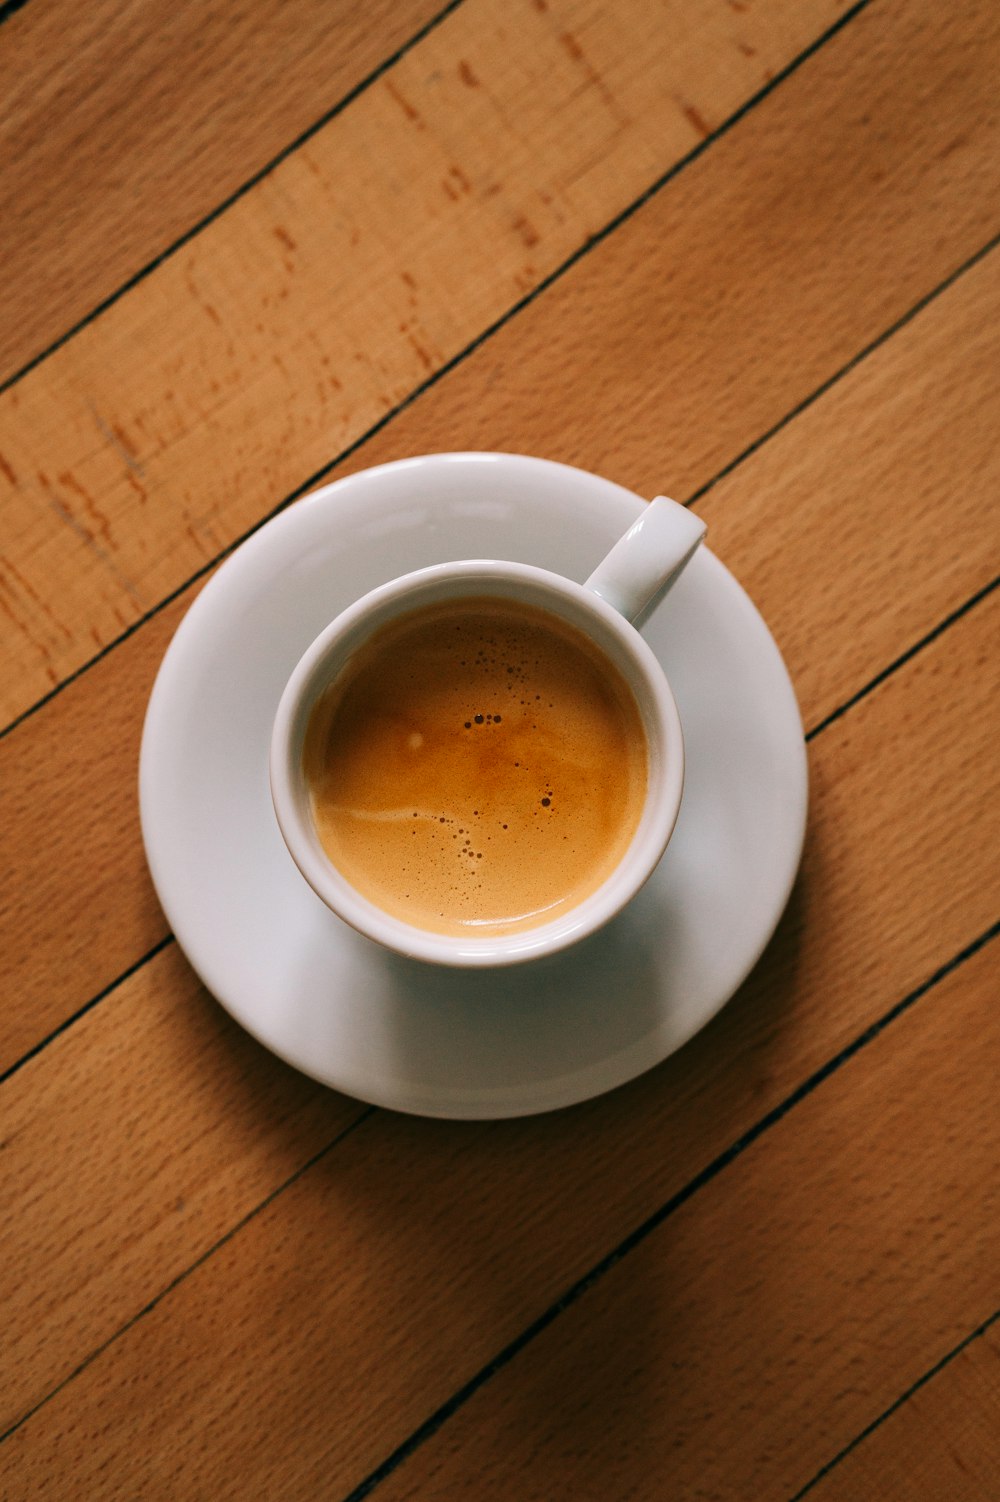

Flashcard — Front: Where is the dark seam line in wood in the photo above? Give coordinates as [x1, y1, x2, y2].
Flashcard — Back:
[0, 0, 878, 747]
[804, 574, 1000, 741]
[2, 198, 993, 760]
[0, 0, 468, 395]
[4, 565, 996, 1093]
[331, 919, 1000, 1500]
[1, 911, 995, 1456]
[0, 0, 871, 402]
[686, 225, 1000, 513]
[0, 1105, 376, 1449]
[787, 1304, 1000, 1500]
[0, 0, 31, 27]
[0, 933, 175, 1089]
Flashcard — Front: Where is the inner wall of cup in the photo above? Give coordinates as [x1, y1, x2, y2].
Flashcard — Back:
[284, 567, 679, 957]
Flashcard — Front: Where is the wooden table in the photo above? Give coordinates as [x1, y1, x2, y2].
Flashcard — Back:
[2, 0, 998, 1495]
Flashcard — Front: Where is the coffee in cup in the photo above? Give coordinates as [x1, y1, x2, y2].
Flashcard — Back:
[301, 595, 647, 938]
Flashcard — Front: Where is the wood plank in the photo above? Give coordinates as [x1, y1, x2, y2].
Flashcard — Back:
[0, 590, 192, 1071]
[370, 942, 1000, 1502]
[3, 190, 999, 1076]
[805, 1322, 1000, 1501]
[2, 593, 995, 1483]
[0, 0, 448, 381]
[0, 943, 364, 1436]
[4, 0, 994, 724]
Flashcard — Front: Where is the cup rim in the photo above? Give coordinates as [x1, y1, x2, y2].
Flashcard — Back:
[269, 559, 685, 967]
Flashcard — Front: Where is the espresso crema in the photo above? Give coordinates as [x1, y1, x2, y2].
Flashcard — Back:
[303, 596, 648, 936]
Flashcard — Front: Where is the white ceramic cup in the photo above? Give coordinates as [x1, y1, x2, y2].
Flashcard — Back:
[270, 492, 705, 966]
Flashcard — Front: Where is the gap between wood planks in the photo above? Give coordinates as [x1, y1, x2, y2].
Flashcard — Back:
[0, 1103, 376, 1449]
[0, 909, 995, 1462]
[0, 0, 876, 745]
[0, 0, 31, 28]
[0, 0, 866, 401]
[788, 1303, 1000, 1501]
[333, 924, 1000, 1502]
[0, 0, 468, 395]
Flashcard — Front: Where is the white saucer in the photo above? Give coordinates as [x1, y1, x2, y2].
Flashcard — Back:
[140, 454, 807, 1118]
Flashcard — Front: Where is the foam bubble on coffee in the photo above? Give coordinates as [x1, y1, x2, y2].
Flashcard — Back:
[302, 597, 647, 937]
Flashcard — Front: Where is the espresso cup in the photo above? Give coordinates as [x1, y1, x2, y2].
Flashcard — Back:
[270, 493, 705, 966]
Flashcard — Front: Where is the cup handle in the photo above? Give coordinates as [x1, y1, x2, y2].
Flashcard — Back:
[584, 496, 707, 628]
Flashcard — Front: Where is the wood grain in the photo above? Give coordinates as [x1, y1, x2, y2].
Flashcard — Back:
[0, 0, 447, 381]
[6, 0, 993, 724]
[3, 3, 993, 1496]
[0, 944, 364, 1436]
[372, 942, 1000, 1502]
[0, 588, 195, 1070]
[805, 1322, 1000, 1501]
[3, 206, 998, 1076]
[2, 593, 996, 1483]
